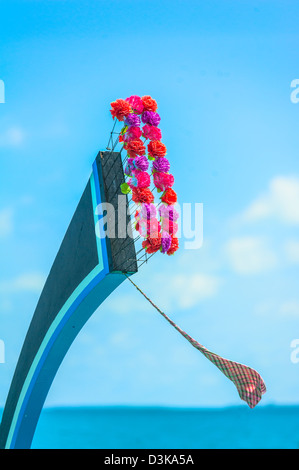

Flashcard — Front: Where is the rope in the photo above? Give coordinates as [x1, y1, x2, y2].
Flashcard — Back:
[105, 120, 267, 409]
[124, 274, 266, 409]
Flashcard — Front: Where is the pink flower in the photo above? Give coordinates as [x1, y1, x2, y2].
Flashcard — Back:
[153, 172, 174, 191]
[147, 217, 161, 237]
[161, 219, 178, 235]
[136, 219, 148, 237]
[125, 95, 144, 114]
[142, 125, 162, 141]
[136, 217, 161, 238]
[134, 170, 151, 189]
[123, 126, 142, 142]
[159, 204, 179, 222]
[129, 170, 151, 189]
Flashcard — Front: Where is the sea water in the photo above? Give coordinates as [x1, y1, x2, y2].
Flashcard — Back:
[1, 405, 299, 449]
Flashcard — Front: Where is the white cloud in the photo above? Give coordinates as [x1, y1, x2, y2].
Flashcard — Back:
[280, 300, 299, 317]
[225, 236, 277, 274]
[161, 246, 222, 309]
[0, 127, 25, 147]
[0, 208, 13, 237]
[254, 300, 275, 316]
[0, 273, 46, 294]
[255, 299, 299, 317]
[239, 176, 299, 225]
[105, 271, 221, 315]
[162, 273, 220, 309]
[102, 245, 222, 315]
[284, 239, 299, 264]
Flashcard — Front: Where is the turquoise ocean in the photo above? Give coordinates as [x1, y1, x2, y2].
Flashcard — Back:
[1, 405, 298, 449]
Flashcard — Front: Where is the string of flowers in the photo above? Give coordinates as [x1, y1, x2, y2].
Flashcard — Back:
[110, 95, 179, 256]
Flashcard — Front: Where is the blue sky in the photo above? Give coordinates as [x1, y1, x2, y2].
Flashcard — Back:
[1, 0, 299, 409]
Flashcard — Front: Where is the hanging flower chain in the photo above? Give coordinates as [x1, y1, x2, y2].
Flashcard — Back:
[110, 95, 179, 255]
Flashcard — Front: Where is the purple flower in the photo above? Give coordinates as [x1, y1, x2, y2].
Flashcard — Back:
[159, 204, 179, 222]
[141, 111, 161, 127]
[124, 157, 135, 176]
[125, 113, 141, 127]
[152, 156, 170, 173]
[161, 231, 172, 253]
[134, 155, 149, 172]
[140, 203, 157, 220]
[124, 163, 132, 176]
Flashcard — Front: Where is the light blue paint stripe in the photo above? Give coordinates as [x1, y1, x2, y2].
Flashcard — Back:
[6, 164, 111, 448]
[6, 264, 105, 448]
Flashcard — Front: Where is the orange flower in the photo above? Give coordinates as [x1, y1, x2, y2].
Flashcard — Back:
[161, 188, 177, 205]
[167, 237, 179, 255]
[148, 140, 167, 158]
[124, 139, 146, 157]
[141, 95, 158, 112]
[142, 235, 162, 254]
[110, 99, 131, 121]
[132, 187, 154, 204]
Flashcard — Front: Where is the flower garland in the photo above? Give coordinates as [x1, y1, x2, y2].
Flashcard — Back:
[110, 95, 179, 256]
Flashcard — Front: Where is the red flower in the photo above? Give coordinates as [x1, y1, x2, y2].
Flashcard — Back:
[161, 188, 177, 205]
[141, 95, 158, 112]
[142, 235, 162, 254]
[124, 139, 146, 157]
[110, 99, 131, 121]
[132, 187, 154, 204]
[148, 140, 167, 158]
[167, 237, 179, 255]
